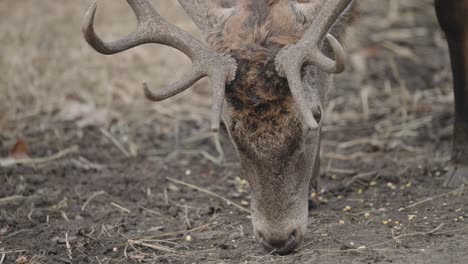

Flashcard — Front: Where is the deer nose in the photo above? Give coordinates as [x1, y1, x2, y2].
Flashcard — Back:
[256, 229, 300, 255]
[312, 105, 323, 124]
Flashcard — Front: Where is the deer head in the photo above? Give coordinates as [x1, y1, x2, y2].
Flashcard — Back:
[83, 0, 354, 254]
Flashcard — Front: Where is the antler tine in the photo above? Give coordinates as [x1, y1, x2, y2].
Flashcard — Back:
[275, 0, 352, 130]
[82, 0, 237, 132]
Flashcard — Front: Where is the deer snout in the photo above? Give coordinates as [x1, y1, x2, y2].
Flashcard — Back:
[253, 224, 304, 255]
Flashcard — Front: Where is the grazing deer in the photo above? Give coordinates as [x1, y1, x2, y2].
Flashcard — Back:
[83, 0, 468, 254]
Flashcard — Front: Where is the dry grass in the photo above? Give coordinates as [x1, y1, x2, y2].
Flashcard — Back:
[0, 0, 211, 136]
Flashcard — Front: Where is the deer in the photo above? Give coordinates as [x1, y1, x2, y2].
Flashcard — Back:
[82, 0, 468, 255]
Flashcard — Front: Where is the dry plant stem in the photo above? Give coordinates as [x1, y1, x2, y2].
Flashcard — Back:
[140, 207, 167, 218]
[166, 177, 251, 214]
[0, 195, 25, 206]
[65, 233, 73, 260]
[81, 191, 106, 211]
[393, 223, 445, 240]
[127, 240, 175, 253]
[0, 229, 34, 239]
[99, 129, 131, 157]
[402, 184, 465, 210]
[324, 151, 384, 161]
[0, 250, 27, 254]
[254, 249, 278, 263]
[155, 222, 216, 239]
[365, 223, 446, 250]
[307, 224, 446, 255]
[433, 226, 468, 235]
[0, 145, 78, 167]
[0, 250, 4, 264]
[110, 202, 131, 213]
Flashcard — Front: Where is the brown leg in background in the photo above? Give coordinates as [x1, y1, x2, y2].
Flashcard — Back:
[435, 0, 468, 187]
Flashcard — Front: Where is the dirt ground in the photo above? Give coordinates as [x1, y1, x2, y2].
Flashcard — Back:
[1, 0, 467, 263]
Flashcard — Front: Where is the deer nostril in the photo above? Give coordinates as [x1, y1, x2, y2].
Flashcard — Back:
[313, 108, 322, 124]
[290, 229, 297, 240]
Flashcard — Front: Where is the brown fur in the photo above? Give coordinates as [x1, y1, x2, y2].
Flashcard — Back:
[215, 1, 308, 160]
[216, 0, 356, 151]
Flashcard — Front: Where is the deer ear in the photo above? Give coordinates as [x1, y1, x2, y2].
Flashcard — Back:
[178, 0, 235, 39]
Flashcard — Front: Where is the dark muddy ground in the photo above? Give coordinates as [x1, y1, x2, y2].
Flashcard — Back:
[1, 0, 467, 263]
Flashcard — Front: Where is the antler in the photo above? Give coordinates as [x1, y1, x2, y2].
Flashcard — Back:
[275, 0, 352, 130]
[82, 0, 237, 132]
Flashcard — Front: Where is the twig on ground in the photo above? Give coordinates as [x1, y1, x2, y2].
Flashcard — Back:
[184, 204, 191, 229]
[0, 229, 34, 239]
[434, 226, 468, 235]
[393, 223, 445, 240]
[0, 250, 27, 254]
[110, 202, 131, 213]
[153, 221, 217, 239]
[101, 225, 112, 238]
[0, 195, 26, 206]
[0, 145, 79, 167]
[81, 191, 106, 211]
[365, 223, 445, 249]
[70, 157, 104, 171]
[327, 168, 356, 175]
[166, 177, 251, 214]
[140, 207, 170, 220]
[402, 185, 465, 210]
[360, 87, 370, 120]
[301, 224, 446, 255]
[65, 233, 73, 260]
[128, 240, 176, 253]
[324, 152, 384, 161]
[100, 128, 132, 157]
[61, 211, 70, 222]
[254, 249, 277, 263]
[0, 249, 5, 264]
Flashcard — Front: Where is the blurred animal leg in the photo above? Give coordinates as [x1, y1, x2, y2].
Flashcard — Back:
[435, 0, 468, 187]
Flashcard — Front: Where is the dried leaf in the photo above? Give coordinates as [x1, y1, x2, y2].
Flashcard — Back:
[10, 139, 29, 159]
